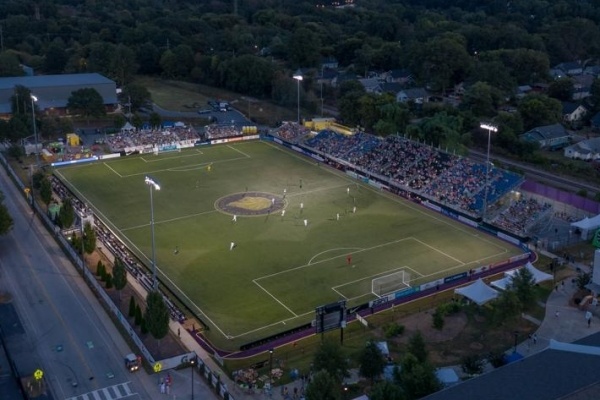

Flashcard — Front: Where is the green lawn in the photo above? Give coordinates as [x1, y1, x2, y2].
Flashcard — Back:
[54, 141, 523, 348]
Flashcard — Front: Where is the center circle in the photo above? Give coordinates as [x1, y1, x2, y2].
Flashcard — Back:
[215, 192, 286, 216]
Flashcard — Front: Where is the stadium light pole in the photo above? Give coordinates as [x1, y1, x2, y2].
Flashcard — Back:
[145, 176, 161, 290]
[31, 94, 39, 166]
[480, 123, 498, 221]
[268, 349, 274, 388]
[293, 70, 303, 124]
[190, 355, 196, 400]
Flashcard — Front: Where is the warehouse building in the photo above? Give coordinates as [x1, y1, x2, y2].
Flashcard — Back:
[0, 73, 118, 116]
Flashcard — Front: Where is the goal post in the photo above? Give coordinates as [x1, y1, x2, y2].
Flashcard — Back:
[371, 270, 411, 298]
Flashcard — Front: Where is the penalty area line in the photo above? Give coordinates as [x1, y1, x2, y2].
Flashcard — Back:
[252, 279, 298, 317]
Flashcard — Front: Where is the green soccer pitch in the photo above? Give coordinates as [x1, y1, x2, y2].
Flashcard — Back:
[54, 140, 523, 347]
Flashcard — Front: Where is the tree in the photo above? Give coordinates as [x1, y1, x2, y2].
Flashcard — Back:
[547, 78, 574, 101]
[0, 192, 14, 236]
[40, 177, 52, 205]
[120, 83, 152, 111]
[82, 221, 97, 254]
[395, 353, 441, 400]
[406, 332, 428, 363]
[67, 88, 106, 124]
[508, 267, 536, 309]
[149, 112, 162, 129]
[144, 290, 170, 346]
[370, 380, 405, 400]
[0, 51, 24, 77]
[128, 296, 136, 317]
[112, 257, 128, 300]
[105, 273, 113, 289]
[58, 197, 75, 229]
[517, 94, 562, 130]
[359, 341, 386, 385]
[460, 82, 502, 117]
[305, 370, 341, 400]
[134, 304, 142, 326]
[312, 339, 350, 384]
[110, 44, 138, 86]
[44, 40, 68, 74]
[288, 27, 322, 68]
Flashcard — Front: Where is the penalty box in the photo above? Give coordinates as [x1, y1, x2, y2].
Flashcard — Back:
[253, 237, 454, 316]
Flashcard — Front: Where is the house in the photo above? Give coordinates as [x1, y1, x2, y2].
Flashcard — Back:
[317, 68, 338, 86]
[520, 123, 571, 150]
[385, 68, 413, 85]
[564, 137, 600, 160]
[591, 112, 600, 131]
[331, 72, 358, 88]
[320, 56, 339, 70]
[358, 78, 382, 94]
[572, 74, 594, 100]
[554, 61, 583, 76]
[549, 68, 565, 79]
[516, 85, 533, 98]
[562, 102, 588, 122]
[584, 65, 600, 77]
[397, 87, 429, 104]
[380, 82, 404, 96]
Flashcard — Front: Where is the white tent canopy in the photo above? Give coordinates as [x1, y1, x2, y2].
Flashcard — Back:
[121, 122, 135, 133]
[571, 214, 600, 240]
[454, 279, 499, 305]
[491, 262, 553, 290]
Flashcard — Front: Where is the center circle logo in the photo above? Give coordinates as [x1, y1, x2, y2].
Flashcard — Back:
[216, 192, 285, 216]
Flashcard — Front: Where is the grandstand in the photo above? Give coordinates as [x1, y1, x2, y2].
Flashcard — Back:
[299, 129, 524, 219]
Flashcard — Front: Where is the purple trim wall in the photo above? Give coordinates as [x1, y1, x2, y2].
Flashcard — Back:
[521, 180, 600, 214]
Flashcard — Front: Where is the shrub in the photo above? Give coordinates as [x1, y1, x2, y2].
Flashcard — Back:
[135, 304, 142, 325]
[105, 273, 113, 288]
[488, 350, 507, 368]
[384, 322, 405, 338]
[128, 297, 136, 317]
[432, 310, 444, 330]
[461, 355, 484, 375]
[141, 318, 148, 334]
[96, 261, 103, 276]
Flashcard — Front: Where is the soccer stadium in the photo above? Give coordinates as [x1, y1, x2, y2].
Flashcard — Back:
[53, 124, 530, 349]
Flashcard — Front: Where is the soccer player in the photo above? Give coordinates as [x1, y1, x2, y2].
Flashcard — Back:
[232, 215, 237, 222]
[353, 206, 356, 213]
[336, 213, 340, 221]
[230, 242, 235, 251]
[304, 219, 308, 227]
[347, 187, 350, 195]
[207, 163, 212, 172]
[347, 254, 352, 265]
[281, 209, 286, 218]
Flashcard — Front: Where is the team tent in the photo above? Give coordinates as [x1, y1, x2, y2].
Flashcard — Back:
[454, 279, 499, 305]
[491, 262, 553, 290]
[571, 215, 600, 240]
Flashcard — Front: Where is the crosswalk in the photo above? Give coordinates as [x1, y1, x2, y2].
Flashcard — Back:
[65, 381, 136, 400]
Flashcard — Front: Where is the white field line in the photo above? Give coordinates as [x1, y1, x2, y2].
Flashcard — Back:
[140, 149, 204, 163]
[411, 237, 465, 264]
[54, 169, 233, 339]
[286, 183, 351, 199]
[103, 162, 123, 177]
[120, 156, 250, 178]
[255, 238, 414, 283]
[252, 279, 298, 317]
[120, 209, 218, 232]
[307, 247, 363, 265]
[265, 141, 511, 253]
[227, 144, 252, 158]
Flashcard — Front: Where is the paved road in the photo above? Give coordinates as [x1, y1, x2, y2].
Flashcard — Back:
[0, 165, 216, 400]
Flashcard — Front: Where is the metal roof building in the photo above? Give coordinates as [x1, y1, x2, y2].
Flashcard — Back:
[0, 73, 117, 114]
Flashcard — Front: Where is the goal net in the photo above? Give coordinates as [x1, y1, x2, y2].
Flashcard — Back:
[371, 270, 411, 298]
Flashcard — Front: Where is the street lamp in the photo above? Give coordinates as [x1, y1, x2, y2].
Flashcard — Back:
[190, 355, 197, 400]
[31, 94, 39, 166]
[479, 123, 498, 221]
[145, 176, 161, 290]
[293, 70, 303, 124]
